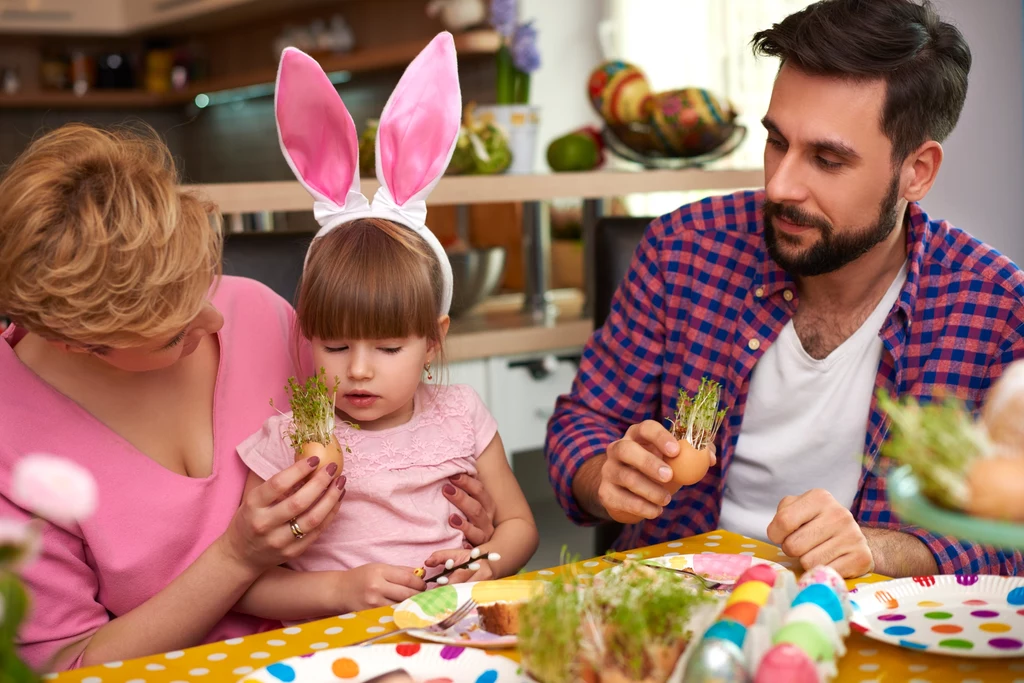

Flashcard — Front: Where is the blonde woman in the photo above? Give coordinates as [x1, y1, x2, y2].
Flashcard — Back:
[0, 124, 495, 671]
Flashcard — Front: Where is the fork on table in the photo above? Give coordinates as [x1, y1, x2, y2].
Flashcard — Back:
[354, 598, 478, 647]
[602, 555, 723, 591]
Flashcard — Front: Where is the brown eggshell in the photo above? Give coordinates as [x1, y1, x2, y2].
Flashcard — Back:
[965, 452, 1024, 521]
[981, 361, 1024, 447]
[665, 439, 713, 492]
[299, 435, 345, 474]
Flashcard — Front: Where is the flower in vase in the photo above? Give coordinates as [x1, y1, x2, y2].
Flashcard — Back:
[490, 0, 518, 39]
[12, 454, 98, 526]
[511, 21, 540, 73]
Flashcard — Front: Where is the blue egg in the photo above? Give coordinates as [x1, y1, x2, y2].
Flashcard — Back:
[704, 618, 748, 649]
[1007, 586, 1024, 606]
[791, 584, 844, 622]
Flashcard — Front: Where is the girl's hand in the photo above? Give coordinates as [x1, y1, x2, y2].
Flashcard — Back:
[423, 548, 494, 584]
[218, 457, 346, 572]
[337, 564, 426, 611]
[443, 473, 496, 547]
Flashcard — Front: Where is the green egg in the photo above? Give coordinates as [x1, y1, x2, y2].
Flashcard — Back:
[772, 621, 835, 662]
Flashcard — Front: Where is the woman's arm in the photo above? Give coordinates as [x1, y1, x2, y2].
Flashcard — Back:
[61, 458, 343, 669]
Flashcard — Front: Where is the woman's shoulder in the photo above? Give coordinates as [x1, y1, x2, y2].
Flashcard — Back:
[212, 275, 293, 315]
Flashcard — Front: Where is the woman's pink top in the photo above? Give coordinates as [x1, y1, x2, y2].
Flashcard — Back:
[0, 276, 308, 671]
[238, 383, 497, 578]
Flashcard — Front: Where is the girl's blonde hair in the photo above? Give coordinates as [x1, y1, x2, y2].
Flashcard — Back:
[297, 218, 446, 360]
[0, 123, 222, 348]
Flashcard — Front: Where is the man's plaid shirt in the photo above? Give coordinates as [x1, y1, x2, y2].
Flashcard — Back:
[546, 190, 1024, 574]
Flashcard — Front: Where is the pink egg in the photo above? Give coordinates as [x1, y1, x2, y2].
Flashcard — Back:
[798, 565, 848, 598]
[736, 563, 778, 588]
[754, 643, 821, 683]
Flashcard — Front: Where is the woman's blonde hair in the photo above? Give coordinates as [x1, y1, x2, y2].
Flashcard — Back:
[0, 123, 222, 348]
[297, 217, 446, 361]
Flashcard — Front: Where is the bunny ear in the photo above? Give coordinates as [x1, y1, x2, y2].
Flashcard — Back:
[375, 32, 462, 206]
[275, 47, 363, 209]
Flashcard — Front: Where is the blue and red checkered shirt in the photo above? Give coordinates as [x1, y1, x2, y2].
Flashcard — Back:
[546, 190, 1024, 575]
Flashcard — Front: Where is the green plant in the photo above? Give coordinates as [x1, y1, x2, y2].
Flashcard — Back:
[668, 377, 726, 450]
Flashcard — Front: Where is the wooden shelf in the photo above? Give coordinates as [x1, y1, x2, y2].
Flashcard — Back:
[448, 289, 591, 362]
[0, 89, 184, 109]
[188, 168, 765, 214]
[188, 29, 501, 97]
[0, 30, 501, 110]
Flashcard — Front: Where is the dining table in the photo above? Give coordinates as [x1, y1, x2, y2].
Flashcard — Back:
[43, 530, 1022, 683]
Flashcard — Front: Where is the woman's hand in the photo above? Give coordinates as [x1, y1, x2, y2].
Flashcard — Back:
[218, 456, 346, 572]
[443, 473, 497, 547]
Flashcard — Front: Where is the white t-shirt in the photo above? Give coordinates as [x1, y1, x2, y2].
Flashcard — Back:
[718, 265, 907, 542]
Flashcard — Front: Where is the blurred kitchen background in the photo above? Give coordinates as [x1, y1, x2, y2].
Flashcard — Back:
[1, 0, 1021, 568]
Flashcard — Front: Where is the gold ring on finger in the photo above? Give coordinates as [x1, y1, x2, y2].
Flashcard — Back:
[289, 518, 305, 540]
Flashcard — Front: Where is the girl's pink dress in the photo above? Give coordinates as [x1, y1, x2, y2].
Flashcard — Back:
[237, 383, 497, 575]
[0, 276, 308, 670]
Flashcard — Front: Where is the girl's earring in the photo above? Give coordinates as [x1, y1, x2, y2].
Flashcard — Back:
[424, 362, 433, 381]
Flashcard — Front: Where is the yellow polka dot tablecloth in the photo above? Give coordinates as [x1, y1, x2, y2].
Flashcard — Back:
[45, 531, 1022, 683]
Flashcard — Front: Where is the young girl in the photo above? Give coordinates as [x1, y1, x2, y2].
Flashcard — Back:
[236, 33, 539, 617]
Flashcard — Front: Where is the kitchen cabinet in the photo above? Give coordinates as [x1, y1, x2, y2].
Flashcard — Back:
[0, 0, 123, 34]
[448, 350, 582, 465]
[0, 0, 259, 34]
[123, 0, 257, 32]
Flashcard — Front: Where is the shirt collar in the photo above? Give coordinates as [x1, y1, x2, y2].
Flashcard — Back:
[751, 191, 932, 325]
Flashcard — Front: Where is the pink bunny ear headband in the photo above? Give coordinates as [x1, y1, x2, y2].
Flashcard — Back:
[274, 32, 461, 315]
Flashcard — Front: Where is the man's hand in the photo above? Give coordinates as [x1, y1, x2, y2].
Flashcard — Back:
[766, 489, 874, 578]
[598, 421, 684, 523]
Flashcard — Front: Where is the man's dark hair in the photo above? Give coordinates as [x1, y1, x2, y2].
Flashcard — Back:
[751, 0, 971, 162]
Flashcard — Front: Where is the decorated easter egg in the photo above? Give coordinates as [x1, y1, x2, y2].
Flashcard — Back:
[798, 565, 847, 598]
[754, 643, 821, 683]
[722, 601, 761, 627]
[587, 61, 653, 125]
[683, 637, 749, 683]
[783, 603, 845, 656]
[772, 621, 835, 663]
[728, 580, 772, 607]
[646, 88, 737, 157]
[737, 564, 778, 588]
[704, 618, 749, 650]
[791, 584, 844, 623]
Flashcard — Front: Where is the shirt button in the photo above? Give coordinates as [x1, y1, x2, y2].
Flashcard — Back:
[748, 338, 761, 351]
[754, 287, 765, 298]
[783, 290, 794, 301]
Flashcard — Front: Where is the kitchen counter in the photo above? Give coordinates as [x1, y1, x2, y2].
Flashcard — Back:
[446, 288, 591, 362]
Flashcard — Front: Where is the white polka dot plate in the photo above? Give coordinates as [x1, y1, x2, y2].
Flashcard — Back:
[850, 574, 1024, 657]
[235, 643, 531, 683]
[392, 581, 543, 649]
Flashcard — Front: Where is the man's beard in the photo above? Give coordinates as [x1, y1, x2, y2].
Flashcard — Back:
[763, 174, 902, 277]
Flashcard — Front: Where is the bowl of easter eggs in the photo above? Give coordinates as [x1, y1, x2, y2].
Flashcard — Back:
[881, 360, 1024, 550]
[586, 60, 746, 168]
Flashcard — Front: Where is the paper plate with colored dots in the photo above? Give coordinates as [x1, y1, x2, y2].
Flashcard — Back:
[850, 575, 1024, 657]
[235, 643, 531, 683]
[392, 581, 544, 648]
